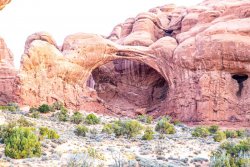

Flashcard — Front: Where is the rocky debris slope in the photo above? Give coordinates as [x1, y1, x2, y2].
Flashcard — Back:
[0, 110, 220, 167]
[0, 0, 250, 125]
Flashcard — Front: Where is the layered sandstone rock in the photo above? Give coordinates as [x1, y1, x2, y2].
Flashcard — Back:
[0, 37, 18, 105]
[1, 0, 250, 125]
[0, 0, 11, 10]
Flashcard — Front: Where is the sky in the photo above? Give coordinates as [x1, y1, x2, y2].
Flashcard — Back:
[0, 0, 202, 68]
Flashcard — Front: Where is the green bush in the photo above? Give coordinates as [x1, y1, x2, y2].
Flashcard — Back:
[30, 111, 40, 118]
[0, 123, 16, 141]
[137, 114, 153, 124]
[58, 107, 69, 122]
[0, 106, 16, 112]
[211, 138, 250, 166]
[224, 130, 238, 138]
[208, 125, 219, 134]
[38, 104, 51, 113]
[102, 123, 114, 134]
[39, 127, 59, 139]
[112, 120, 143, 138]
[52, 101, 64, 110]
[16, 116, 34, 127]
[75, 125, 88, 137]
[192, 126, 210, 137]
[214, 131, 226, 142]
[155, 117, 176, 134]
[4, 127, 41, 159]
[0, 117, 34, 142]
[7, 103, 19, 111]
[85, 113, 100, 125]
[172, 120, 182, 126]
[70, 112, 84, 124]
[124, 120, 143, 138]
[236, 129, 246, 138]
[142, 127, 154, 140]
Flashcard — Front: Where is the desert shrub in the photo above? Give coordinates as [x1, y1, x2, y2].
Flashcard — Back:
[0, 123, 16, 141]
[16, 116, 34, 127]
[224, 130, 238, 138]
[89, 127, 98, 138]
[102, 123, 114, 134]
[58, 107, 69, 122]
[75, 125, 88, 137]
[208, 125, 219, 134]
[0, 106, 16, 112]
[7, 103, 19, 111]
[155, 117, 176, 134]
[211, 138, 250, 167]
[39, 127, 59, 139]
[67, 154, 93, 167]
[137, 114, 153, 124]
[52, 101, 64, 110]
[112, 120, 143, 138]
[236, 129, 247, 138]
[0, 117, 34, 142]
[172, 120, 182, 126]
[124, 120, 143, 138]
[29, 111, 40, 118]
[192, 126, 210, 137]
[142, 127, 154, 140]
[85, 113, 100, 125]
[87, 147, 105, 160]
[4, 127, 41, 159]
[214, 131, 226, 142]
[70, 112, 84, 124]
[38, 104, 51, 113]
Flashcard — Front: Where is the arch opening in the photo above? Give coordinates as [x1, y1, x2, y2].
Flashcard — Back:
[87, 59, 168, 116]
[232, 74, 248, 97]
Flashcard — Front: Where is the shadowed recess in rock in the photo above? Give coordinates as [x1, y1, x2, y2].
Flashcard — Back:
[87, 59, 168, 116]
[232, 74, 248, 97]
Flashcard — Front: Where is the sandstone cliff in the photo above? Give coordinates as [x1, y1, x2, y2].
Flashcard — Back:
[0, 37, 19, 105]
[1, 0, 250, 125]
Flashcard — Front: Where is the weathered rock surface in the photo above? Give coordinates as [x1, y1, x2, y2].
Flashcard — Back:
[0, 37, 19, 105]
[1, 0, 250, 125]
[0, 0, 11, 10]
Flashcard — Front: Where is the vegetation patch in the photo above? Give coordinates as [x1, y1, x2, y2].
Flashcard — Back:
[155, 117, 176, 135]
[85, 113, 100, 125]
[39, 127, 60, 139]
[210, 138, 250, 167]
[192, 126, 210, 138]
[142, 127, 154, 140]
[4, 127, 41, 159]
[75, 125, 89, 137]
[70, 112, 84, 124]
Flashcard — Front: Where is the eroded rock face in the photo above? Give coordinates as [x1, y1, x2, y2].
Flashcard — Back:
[91, 59, 168, 117]
[0, 37, 19, 105]
[1, 0, 250, 125]
[0, 0, 11, 10]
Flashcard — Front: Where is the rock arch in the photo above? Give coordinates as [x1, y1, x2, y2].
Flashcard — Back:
[20, 33, 177, 114]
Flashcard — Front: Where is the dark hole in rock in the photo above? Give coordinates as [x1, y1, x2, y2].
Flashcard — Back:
[232, 74, 248, 97]
[87, 59, 168, 116]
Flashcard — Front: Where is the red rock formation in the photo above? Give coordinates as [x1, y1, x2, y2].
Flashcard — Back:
[0, 37, 19, 105]
[0, 0, 11, 10]
[1, 0, 250, 126]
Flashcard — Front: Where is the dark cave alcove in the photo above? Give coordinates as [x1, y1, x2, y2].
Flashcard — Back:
[87, 59, 168, 115]
[232, 74, 248, 97]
